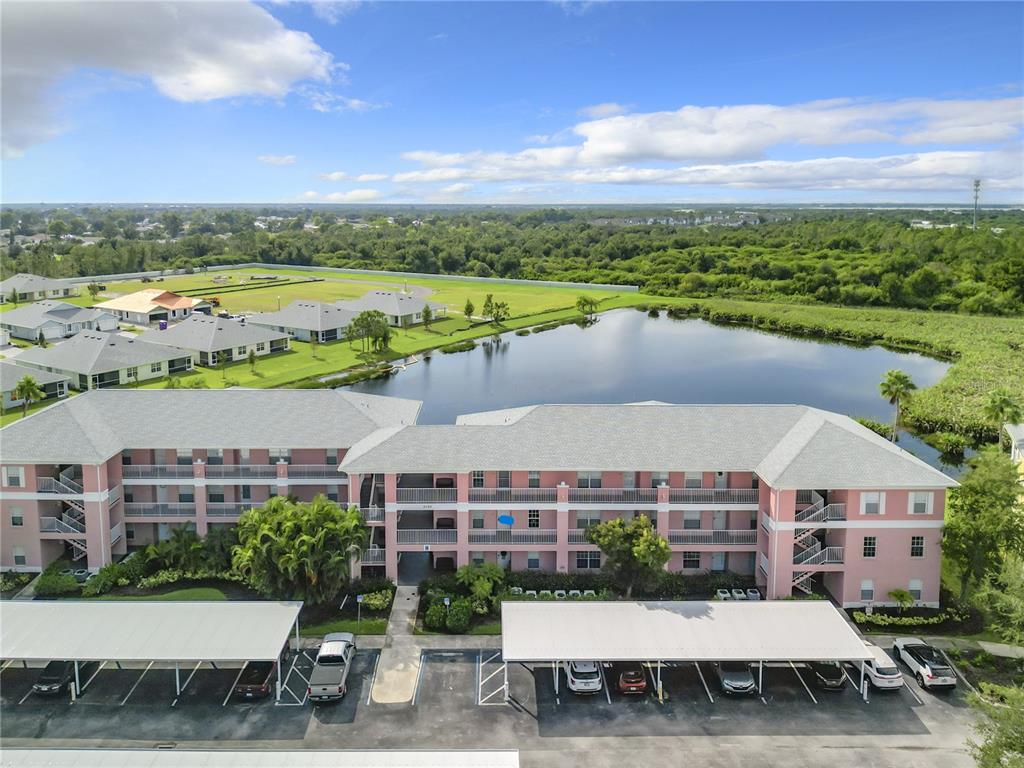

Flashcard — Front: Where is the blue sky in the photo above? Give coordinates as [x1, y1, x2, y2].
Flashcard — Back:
[2, 1, 1022, 203]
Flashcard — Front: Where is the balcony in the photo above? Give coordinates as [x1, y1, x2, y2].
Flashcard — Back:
[794, 546, 844, 566]
[361, 507, 385, 523]
[567, 529, 593, 544]
[468, 528, 557, 544]
[36, 477, 84, 496]
[122, 464, 195, 480]
[110, 522, 124, 546]
[395, 488, 457, 504]
[468, 488, 558, 504]
[205, 464, 278, 480]
[360, 548, 386, 564]
[667, 488, 759, 505]
[396, 529, 457, 544]
[40, 515, 85, 535]
[123, 502, 197, 518]
[206, 502, 251, 517]
[287, 465, 343, 480]
[667, 529, 758, 545]
[568, 488, 658, 504]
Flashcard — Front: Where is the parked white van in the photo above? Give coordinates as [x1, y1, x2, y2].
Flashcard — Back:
[861, 642, 905, 690]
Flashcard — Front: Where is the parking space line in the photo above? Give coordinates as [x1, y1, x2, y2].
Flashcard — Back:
[120, 661, 153, 706]
[410, 650, 426, 707]
[789, 662, 818, 704]
[598, 664, 611, 704]
[366, 653, 380, 706]
[694, 662, 714, 703]
[223, 664, 248, 707]
[901, 674, 925, 705]
[17, 686, 35, 705]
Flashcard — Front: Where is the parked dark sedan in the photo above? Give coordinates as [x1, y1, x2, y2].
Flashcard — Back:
[808, 661, 847, 691]
[32, 661, 75, 695]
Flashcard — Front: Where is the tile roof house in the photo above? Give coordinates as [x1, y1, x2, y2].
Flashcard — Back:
[13, 331, 194, 391]
[0, 300, 119, 341]
[137, 315, 290, 366]
[0, 273, 80, 304]
[94, 289, 212, 325]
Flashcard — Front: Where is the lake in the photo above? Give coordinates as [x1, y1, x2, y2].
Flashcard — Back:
[350, 309, 962, 474]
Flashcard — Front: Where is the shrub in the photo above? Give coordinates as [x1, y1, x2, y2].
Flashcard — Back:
[360, 589, 394, 611]
[439, 340, 476, 354]
[852, 607, 969, 628]
[424, 603, 447, 631]
[348, 577, 395, 597]
[0, 572, 31, 592]
[35, 565, 80, 597]
[445, 598, 473, 633]
[136, 568, 243, 590]
[514, 328, 531, 336]
[419, 573, 461, 596]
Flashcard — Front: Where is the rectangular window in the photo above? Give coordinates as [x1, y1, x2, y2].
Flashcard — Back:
[124, 490, 134, 503]
[528, 510, 540, 529]
[125, 366, 138, 380]
[256, 342, 266, 353]
[471, 551, 485, 566]
[207, 485, 225, 503]
[862, 536, 877, 559]
[12, 546, 26, 567]
[472, 512, 485, 529]
[684, 472, 702, 488]
[650, 472, 668, 488]
[121, 450, 132, 466]
[237, 346, 246, 355]
[908, 579, 923, 601]
[125, 524, 135, 541]
[3, 466, 24, 488]
[682, 551, 700, 569]
[241, 485, 252, 501]
[528, 471, 540, 488]
[751, 475, 760, 490]
[621, 472, 635, 489]
[327, 485, 339, 502]
[910, 536, 925, 558]
[471, 471, 485, 488]
[683, 511, 701, 530]
[861, 491, 883, 515]
[860, 579, 874, 601]
[576, 551, 601, 570]
[150, 362, 162, 374]
[270, 448, 291, 465]
[178, 489, 194, 503]
[206, 448, 224, 466]
[576, 471, 602, 488]
[325, 450, 338, 466]
[176, 449, 192, 465]
[527, 551, 540, 570]
[497, 471, 511, 489]
[909, 492, 932, 515]
[576, 511, 600, 529]
[10, 512, 24, 527]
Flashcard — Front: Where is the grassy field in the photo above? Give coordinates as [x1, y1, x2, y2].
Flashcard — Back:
[298, 617, 388, 636]
[94, 587, 227, 601]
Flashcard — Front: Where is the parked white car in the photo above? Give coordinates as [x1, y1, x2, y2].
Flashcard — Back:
[563, 661, 603, 694]
[861, 642, 904, 690]
[893, 637, 957, 689]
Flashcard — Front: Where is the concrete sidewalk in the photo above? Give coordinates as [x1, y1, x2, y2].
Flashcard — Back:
[867, 633, 1024, 659]
[370, 586, 423, 704]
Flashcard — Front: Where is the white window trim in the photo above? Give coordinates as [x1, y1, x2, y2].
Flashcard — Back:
[907, 491, 933, 515]
[684, 472, 702, 489]
[908, 579, 923, 600]
[859, 491, 886, 516]
[860, 579, 874, 601]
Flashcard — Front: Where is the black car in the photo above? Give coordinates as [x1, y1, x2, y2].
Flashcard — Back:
[32, 661, 75, 695]
[808, 661, 847, 691]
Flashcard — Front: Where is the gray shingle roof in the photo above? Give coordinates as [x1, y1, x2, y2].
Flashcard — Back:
[0, 273, 77, 295]
[0, 361, 69, 392]
[340, 403, 957, 489]
[13, 331, 192, 376]
[337, 291, 445, 317]
[248, 302, 359, 333]
[0, 301, 112, 330]
[0, 389, 423, 464]
[137, 315, 288, 354]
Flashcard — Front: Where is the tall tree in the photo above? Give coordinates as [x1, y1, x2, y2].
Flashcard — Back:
[482, 294, 494, 321]
[879, 369, 916, 441]
[968, 683, 1024, 768]
[586, 514, 670, 598]
[36, 330, 47, 348]
[983, 389, 1023, 452]
[13, 375, 45, 418]
[943, 448, 1024, 598]
[421, 304, 433, 330]
[463, 299, 475, 326]
[975, 554, 1024, 646]
[576, 295, 598, 317]
[7, 288, 19, 306]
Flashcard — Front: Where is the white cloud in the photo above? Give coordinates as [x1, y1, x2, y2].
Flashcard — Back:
[578, 102, 628, 119]
[319, 170, 350, 181]
[303, 89, 386, 113]
[258, 154, 296, 165]
[440, 183, 474, 195]
[319, 171, 389, 182]
[355, 173, 388, 182]
[1, 1, 334, 157]
[326, 188, 383, 202]
[310, 1, 361, 24]
[300, 190, 320, 200]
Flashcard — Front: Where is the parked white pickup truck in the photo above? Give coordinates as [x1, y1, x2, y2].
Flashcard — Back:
[307, 632, 356, 703]
[893, 637, 957, 690]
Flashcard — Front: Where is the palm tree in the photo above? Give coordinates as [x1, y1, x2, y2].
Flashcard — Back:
[879, 369, 917, 441]
[983, 389, 1023, 452]
[13, 375, 45, 419]
[576, 295, 598, 318]
[247, 348, 257, 374]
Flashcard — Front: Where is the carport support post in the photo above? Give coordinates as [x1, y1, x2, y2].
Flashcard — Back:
[553, 662, 559, 695]
[758, 661, 763, 694]
[73, 661, 81, 697]
[175, 663, 180, 696]
[657, 661, 662, 703]
[860, 661, 867, 702]
[276, 658, 283, 703]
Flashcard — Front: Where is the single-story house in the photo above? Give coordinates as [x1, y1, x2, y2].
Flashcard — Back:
[337, 290, 447, 327]
[94, 289, 212, 325]
[0, 300, 119, 341]
[0, 273, 80, 304]
[14, 330, 194, 391]
[248, 301, 359, 343]
[0, 361, 70, 410]
[137, 314, 291, 366]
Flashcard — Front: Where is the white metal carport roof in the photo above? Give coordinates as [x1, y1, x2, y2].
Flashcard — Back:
[0, 750, 520, 768]
[501, 601, 873, 662]
[0, 601, 302, 662]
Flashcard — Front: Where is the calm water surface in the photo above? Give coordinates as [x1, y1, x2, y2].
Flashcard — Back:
[350, 309, 961, 473]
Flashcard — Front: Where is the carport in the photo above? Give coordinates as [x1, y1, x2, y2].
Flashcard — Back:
[501, 600, 874, 702]
[0, 600, 303, 705]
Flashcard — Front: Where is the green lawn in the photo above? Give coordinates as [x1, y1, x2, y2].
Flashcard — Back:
[467, 621, 502, 635]
[299, 617, 388, 636]
[95, 587, 227, 601]
[1, 394, 77, 427]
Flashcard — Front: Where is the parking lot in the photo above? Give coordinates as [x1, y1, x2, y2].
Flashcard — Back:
[1, 647, 976, 767]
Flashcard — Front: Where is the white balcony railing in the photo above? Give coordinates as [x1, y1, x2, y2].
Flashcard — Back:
[39, 516, 85, 535]
[568, 488, 658, 504]
[107, 486, 122, 506]
[122, 464, 195, 480]
[205, 464, 278, 479]
[360, 548, 386, 564]
[468, 488, 558, 504]
[667, 529, 758, 545]
[395, 488, 457, 504]
[109, 522, 124, 545]
[795, 503, 847, 525]
[468, 528, 558, 544]
[36, 477, 84, 496]
[123, 502, 197, 518]
[568, 529, 592, 544]
[396, 529, 457, 544]
[361, 507, 385, 522]
[668, 488, 759, 504]
[287, 465, 342, 479]
[206, 502, 251, 517]
[795, 546, 844, 566]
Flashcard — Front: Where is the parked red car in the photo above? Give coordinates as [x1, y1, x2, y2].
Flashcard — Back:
[617, 665, 648, 695]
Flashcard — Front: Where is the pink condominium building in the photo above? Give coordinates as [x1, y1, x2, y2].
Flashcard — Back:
[1, 393, 956, 607]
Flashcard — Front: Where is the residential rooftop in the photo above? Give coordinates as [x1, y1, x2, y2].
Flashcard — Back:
[249, 301, 360, 332]
[0, 273, 77, 295]
[0, 300, 112, 328]
[13, 331, 194, 376]
[0, 388, 423, 464]
[94, 289, 204, 314]
[340, 402, 957, 489]
[0, 360, 70, 391]
[137, 315, 288, 354]
[337, 290, 445, 317]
